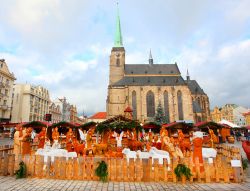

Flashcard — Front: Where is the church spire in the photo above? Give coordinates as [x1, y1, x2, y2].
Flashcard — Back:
[186, 68, 190, 81]
[114, 2, 123, 47]
[149, 49, 153, 65]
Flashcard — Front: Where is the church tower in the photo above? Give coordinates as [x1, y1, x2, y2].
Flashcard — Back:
[109, 3, 125, 85]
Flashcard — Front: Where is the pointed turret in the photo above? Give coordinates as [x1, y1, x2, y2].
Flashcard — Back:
[114, 2, 123, 47]
[186, 68, 190, 81]
[149, 49, 153, 65]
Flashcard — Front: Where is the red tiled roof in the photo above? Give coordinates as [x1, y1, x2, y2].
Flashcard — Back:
[89, 112, 107, 119]
[243, 111, 250, 116]
[194, 121, 223, 128]
[162, 122, 180, 128]
[124, 106, 133, 112]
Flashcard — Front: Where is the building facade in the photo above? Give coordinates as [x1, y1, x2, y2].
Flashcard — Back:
[106, 9, 210, 123]
[70, 105, 78, 124]
[233, 106, 249, 126]
[11, 84, 50, 123]
[49, 102, 62, 123]
[53, 97, 71, 122]
[211, 106, 222, 123]
[211, 104, 249, 126]
[243, 111, 250, 126]
[0, 59, 16, 122]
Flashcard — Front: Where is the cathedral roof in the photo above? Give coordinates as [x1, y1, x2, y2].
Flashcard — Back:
[186, 80, 205, 95]
[124, 64, 181, 75]
[112, 76, 186, 86]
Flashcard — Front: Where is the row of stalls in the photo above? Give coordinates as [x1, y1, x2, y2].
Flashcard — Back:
[6, 117, 249, 147]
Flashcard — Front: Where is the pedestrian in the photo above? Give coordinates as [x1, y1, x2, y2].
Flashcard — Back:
[247, 131, 250, 141]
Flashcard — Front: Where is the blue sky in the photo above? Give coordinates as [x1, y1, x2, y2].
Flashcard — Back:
[0, 0, 250, 116]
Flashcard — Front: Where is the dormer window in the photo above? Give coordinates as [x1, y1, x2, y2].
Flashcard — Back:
[159, 71, 162, 74]
[171, 70, 174, 74]
[131, 71, 133, 74]
[145, 71, 148, 74]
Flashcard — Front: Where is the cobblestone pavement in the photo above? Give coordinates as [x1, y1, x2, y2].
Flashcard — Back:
[0, 176, 249, 191]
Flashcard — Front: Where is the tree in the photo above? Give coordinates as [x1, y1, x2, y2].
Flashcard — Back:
[154, 102, 168, 125]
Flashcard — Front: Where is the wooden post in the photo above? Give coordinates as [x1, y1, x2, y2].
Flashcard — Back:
[3, 154, 9, 176]
[204, 159, 211, 183]
[81, 157, 87, 180]
[148, 158, 152, 181]
[60, 157, 66, 180]
[116, 158, 121, 181]
[153, 159, 159, 181]
[8, 154, 15, 176]
[172, 157, 177, 183]
[122, 158, 128, 181]
[129, 158, 135, 181]
[73, 158, 79, 180]
[135, 157, 142, 182]
[194, 157, 201, 183]
[54, 157, 60, 179]
[110, 158, 115, 181]
[163, 158, 168, 182]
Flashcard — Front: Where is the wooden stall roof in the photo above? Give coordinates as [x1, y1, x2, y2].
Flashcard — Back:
[0, 122, 19, 128]
[162, 121, 193, 129]
[51, 121, 76, 128]
[22, 121, 50, 128]
[194, 121, 223, 129]
[78, 121, 96, 131]
[99, 115, 132, 125]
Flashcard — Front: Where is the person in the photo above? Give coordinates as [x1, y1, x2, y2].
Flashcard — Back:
[66, 128, 74, 141]
[38, 127, 46, 149]
[21, 128, 32, 155]
[52, 127, 59, 142]
[247, 131, 250, 141]
[13, 125, 23, 159]
[236, 131, 241, 141]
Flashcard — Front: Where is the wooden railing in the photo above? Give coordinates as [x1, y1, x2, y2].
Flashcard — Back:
[0, 145, 244, 183]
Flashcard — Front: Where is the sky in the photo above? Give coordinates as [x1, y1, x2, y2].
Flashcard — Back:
[0, 0, 250, 116]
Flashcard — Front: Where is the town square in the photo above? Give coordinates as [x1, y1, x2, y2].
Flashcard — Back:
[0, 0, 250, 190]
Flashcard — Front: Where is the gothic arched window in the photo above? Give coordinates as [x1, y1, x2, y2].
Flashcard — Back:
[132, 91, 137, 120]
[146, 91, 155, 117]
[164, 91, 170, 123]
[177, 90, 184, 120]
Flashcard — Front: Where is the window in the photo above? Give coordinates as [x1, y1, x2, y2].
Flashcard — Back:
[164, 91, 170, 123]
[177, 90, 184, 120]
[132, 91, 137, 120]
[116, 58, 120, 66]
[146, 91, 155, 117]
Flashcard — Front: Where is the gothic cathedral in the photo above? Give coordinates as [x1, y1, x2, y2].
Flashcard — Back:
[106, 7, 210, 123]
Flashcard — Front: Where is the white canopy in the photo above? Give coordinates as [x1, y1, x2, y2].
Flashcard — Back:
[218, 119, 240, 128]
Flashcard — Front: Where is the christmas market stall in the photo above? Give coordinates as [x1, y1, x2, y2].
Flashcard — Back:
[95, 115, 142, 156]
[194, 121, 224, 145]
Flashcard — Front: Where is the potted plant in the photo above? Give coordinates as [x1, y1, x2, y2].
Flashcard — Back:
[95, 160, 108, 182]
[15, 161, 26, 179]
[174, 164, 192, 183]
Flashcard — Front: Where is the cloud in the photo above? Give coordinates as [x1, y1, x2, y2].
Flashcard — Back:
[0, 0, 250, 116]
[175, 38, 250, 108]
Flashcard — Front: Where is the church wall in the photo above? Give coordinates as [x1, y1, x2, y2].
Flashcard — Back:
[107, 87, 126, 118]
[126, 85, 194, 123]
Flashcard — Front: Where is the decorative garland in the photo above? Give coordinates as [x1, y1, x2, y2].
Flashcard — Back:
[15, 161, 26, 179]
[95, 161, 108, 182]
[174, 164, 192, 180]
[95, 120, 142, 134]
